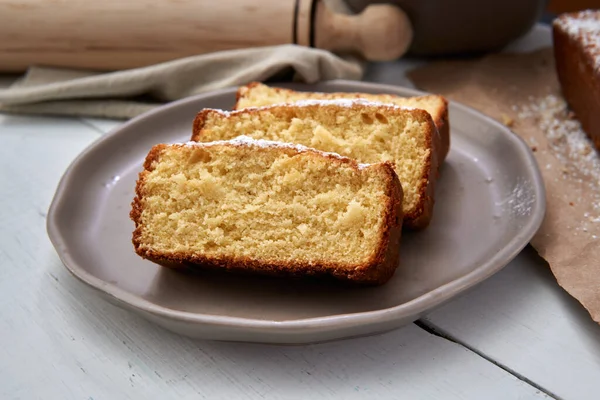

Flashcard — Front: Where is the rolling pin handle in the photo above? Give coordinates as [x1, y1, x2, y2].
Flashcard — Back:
[314, 2, 413, 61]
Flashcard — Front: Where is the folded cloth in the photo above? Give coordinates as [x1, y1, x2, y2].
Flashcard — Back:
[0, 45, 363, 120]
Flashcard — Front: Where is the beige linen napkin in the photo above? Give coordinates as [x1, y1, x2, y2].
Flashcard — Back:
[0, 45, 363, 119]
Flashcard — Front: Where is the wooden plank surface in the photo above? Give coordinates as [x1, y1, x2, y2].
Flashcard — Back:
[422, 246, 600, 400]
[0, 113, 551, 399]
[408, 23, 600, 400]
[1, 23, 592, 399]
[80, 117, 123, 135]
[75, 24, 600, 398]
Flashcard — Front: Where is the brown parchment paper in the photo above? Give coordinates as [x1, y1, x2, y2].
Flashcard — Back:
[408, 48, 600, 323]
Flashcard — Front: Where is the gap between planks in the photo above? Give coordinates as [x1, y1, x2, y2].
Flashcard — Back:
[414, 319, 559, 400]
[77, 113, 556, 398]
[78, 118, 113, 135]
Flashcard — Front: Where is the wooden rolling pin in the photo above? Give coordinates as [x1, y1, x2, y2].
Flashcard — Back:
[0, 0, 413, 72]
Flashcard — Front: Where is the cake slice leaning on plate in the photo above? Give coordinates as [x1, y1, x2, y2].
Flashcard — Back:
[235, 82, 450, 163]
[130, 137, 403, 285]
[192, 99, 438, 229]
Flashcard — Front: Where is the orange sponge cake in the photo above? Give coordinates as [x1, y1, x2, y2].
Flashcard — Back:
[553, 10, 600, 151]
[131, 137, 404, 285]
[235, 82, 450, 162]
[192, 100, 438, 229]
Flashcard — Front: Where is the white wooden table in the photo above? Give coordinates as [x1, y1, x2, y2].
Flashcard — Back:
[2, 25, 600, 400]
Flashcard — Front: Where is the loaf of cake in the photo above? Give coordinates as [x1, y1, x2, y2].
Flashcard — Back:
[553, 10, 600, 151]
[131, 137, 404, 285]
[192, 100, 438, 229]
[235, 82, 450, 162]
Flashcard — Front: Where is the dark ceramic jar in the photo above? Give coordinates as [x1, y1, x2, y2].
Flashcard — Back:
[346, 0, 549, 55]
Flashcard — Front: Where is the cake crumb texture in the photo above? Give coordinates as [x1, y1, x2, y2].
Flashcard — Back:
[235, 82, 449, 161]
[131, 140, 403, 284]
[192, 101, 437, 229]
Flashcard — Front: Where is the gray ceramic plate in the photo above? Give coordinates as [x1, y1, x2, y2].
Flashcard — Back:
[47, 80, 545, 344]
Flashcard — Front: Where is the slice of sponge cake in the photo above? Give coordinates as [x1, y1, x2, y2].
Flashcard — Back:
[192, 100, 438, 229]
[131, 137, 403, 285]
[235, 82, 450, 162]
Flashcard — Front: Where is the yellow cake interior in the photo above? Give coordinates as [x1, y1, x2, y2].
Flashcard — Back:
[197, 105, 430, 218]
[236, 82, 444, 124]
[135, 143, 393, 267]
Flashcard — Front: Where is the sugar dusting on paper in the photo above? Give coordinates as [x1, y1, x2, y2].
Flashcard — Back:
[515, 94, 600, 238]
[406, 47, 600, 323]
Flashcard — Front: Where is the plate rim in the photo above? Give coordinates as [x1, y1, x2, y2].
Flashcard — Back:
[46, 79, 546, 335]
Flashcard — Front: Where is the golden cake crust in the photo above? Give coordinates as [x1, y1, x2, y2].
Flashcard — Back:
[130, 141, 404, 285]
[553, 11, 600, 151]
[191, 102, 438, 230]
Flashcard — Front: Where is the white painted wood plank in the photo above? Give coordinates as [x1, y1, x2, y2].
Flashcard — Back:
[0, 114, 549, 400]
[80, 117, 124, 134]
[1, 271, 550, 400]
[370, 23, 600, 399]
[364, 59, 424, 89]
[422, 246, 600, 400]
[0, 114, 100, 280]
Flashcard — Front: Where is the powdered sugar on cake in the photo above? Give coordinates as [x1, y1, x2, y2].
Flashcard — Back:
[183, 136, 371, 169]
[286, 98, 416, 110]
[204, 98, 417, 115]
[556, 10, 600, 67]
